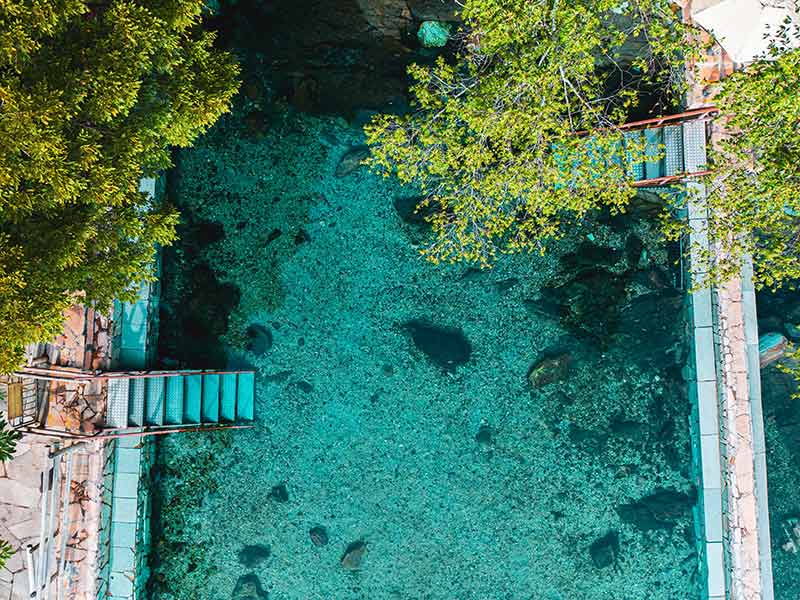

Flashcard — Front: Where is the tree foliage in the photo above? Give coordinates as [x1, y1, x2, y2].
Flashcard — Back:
[0, 538, 11, 571]
[0, 0, 239, 373]
[365, 0, 696, 266]
[0, 415, 19, 463]
[0, 414, 19, 570]
[697, 39, 800, 289]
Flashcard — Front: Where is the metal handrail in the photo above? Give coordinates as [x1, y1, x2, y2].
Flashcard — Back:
[575, 106, 718, 136]
[14, 367, 256, 383]
[617, 106, 718, 131]
[632, 169, 714, 187]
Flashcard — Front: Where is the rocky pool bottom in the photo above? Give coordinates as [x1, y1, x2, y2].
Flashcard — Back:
[143, 96, 701, 600]
[754, 288, 800, 600]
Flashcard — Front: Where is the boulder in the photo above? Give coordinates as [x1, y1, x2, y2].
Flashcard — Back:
[246, 324, 273, 355]
[522, 296, 563, 321]
[238, 544, 271, 568]
[475, 423, 493, 446]
[624, 234, 644, 267]
[407, 0, 460, 21]
[232, 574, 268, 600]
[589, 531, 619, 569]
[528, 352, 571, 388]
[309, 526, 329, 547]
[357, 0, 413, 40]
[542, 268, 628, 342]
[559, 242, 622, 271]
[270, 484, 289, 503]
[341, 540, 367, 570]
[393, 195, 439, 226]
[759, 332, 788, 367]
[335, 147, 370, 177]
[495, 278, 519, 293]
[417, 21, 451, 47]
[614, 290, 683, 366]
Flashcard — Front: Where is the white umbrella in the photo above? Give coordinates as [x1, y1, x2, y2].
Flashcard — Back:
[693, 0, 800, 64]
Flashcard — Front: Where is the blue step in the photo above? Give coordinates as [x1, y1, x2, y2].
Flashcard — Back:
[236, 372, 255, 421]
[164, 376, 184, 425]
[128, 379, 146, 427]
[623, 130, 645, 180]
[201, 374, 220, 423]
[663, 125, 684, 176]
[644, 128, 663, 180]
[184, 375, 202, 424]
[220, 374, 237, 422]
[107, 379, 130, 428]
[144, 377, 164, 426]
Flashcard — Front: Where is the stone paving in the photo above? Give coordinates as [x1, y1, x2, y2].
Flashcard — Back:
[0, 439, 48, 600]
[682, 2, 775, 598]
[1, 304, 115, 600]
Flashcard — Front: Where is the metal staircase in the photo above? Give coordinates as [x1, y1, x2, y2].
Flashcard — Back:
[105, 371, 255, 429]
[621, 107, 715, 187]
[625, 124, 687, 184]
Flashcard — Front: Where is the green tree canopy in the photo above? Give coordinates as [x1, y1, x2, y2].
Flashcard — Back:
[365, 0, 696, 266]
[698, 42, 800, 288]
[0, 0, 239, 373]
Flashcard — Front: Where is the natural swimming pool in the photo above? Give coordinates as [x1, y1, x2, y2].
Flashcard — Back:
[147, 97, 699, 598]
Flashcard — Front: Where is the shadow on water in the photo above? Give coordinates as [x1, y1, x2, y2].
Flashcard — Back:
[208, 0, 422, 119]
[158, 207, 240, 368]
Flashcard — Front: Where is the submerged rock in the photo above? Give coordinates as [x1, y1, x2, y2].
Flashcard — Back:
[265, 228, 282, 244]
[495, 278, 519, 293]
[341, 540, 367, 570]
[613, 290, 683, 367]
[294, 380, 314, 394]
[418, 20, 451, 47]
[522, 296, 563, 320]
[294, 228, 311, 245]
[528, 352, 572, 388]
[624, 234, 644, 267]
[335, 147, 370, 177]
[238, 544, 271, 568]
[541, 268, 628, 343]
[617, 488, 695, 531]
[393, 195, 439, 226]
[309, 526, 329, 547]
[759, 332, 788, 367]
[609, 419, 647, 440]
[232, 574, 268, 600]
[269, 484, 289, 503]
[246, 324, 273, 355]
[408, 0, 460, 21]
[630, 267, 671, 291]
[404, 320, 472, 372]
[475, 423, 493, 446]
[559, 241, 623, 271]
[589, 531, 619, 569]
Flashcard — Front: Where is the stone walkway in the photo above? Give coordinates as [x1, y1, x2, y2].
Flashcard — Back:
[0, 439, 48, 599]
[682, 2, 775, 598]
[0, 304, 114, 600]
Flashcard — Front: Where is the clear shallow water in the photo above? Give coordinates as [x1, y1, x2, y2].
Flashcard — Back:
[756, 290, 800, 599]
[149, 106, 698, 600]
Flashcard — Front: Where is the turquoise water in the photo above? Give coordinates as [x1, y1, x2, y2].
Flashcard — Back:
[148, 100, 699, 599]
[756, 289, 800, 600]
